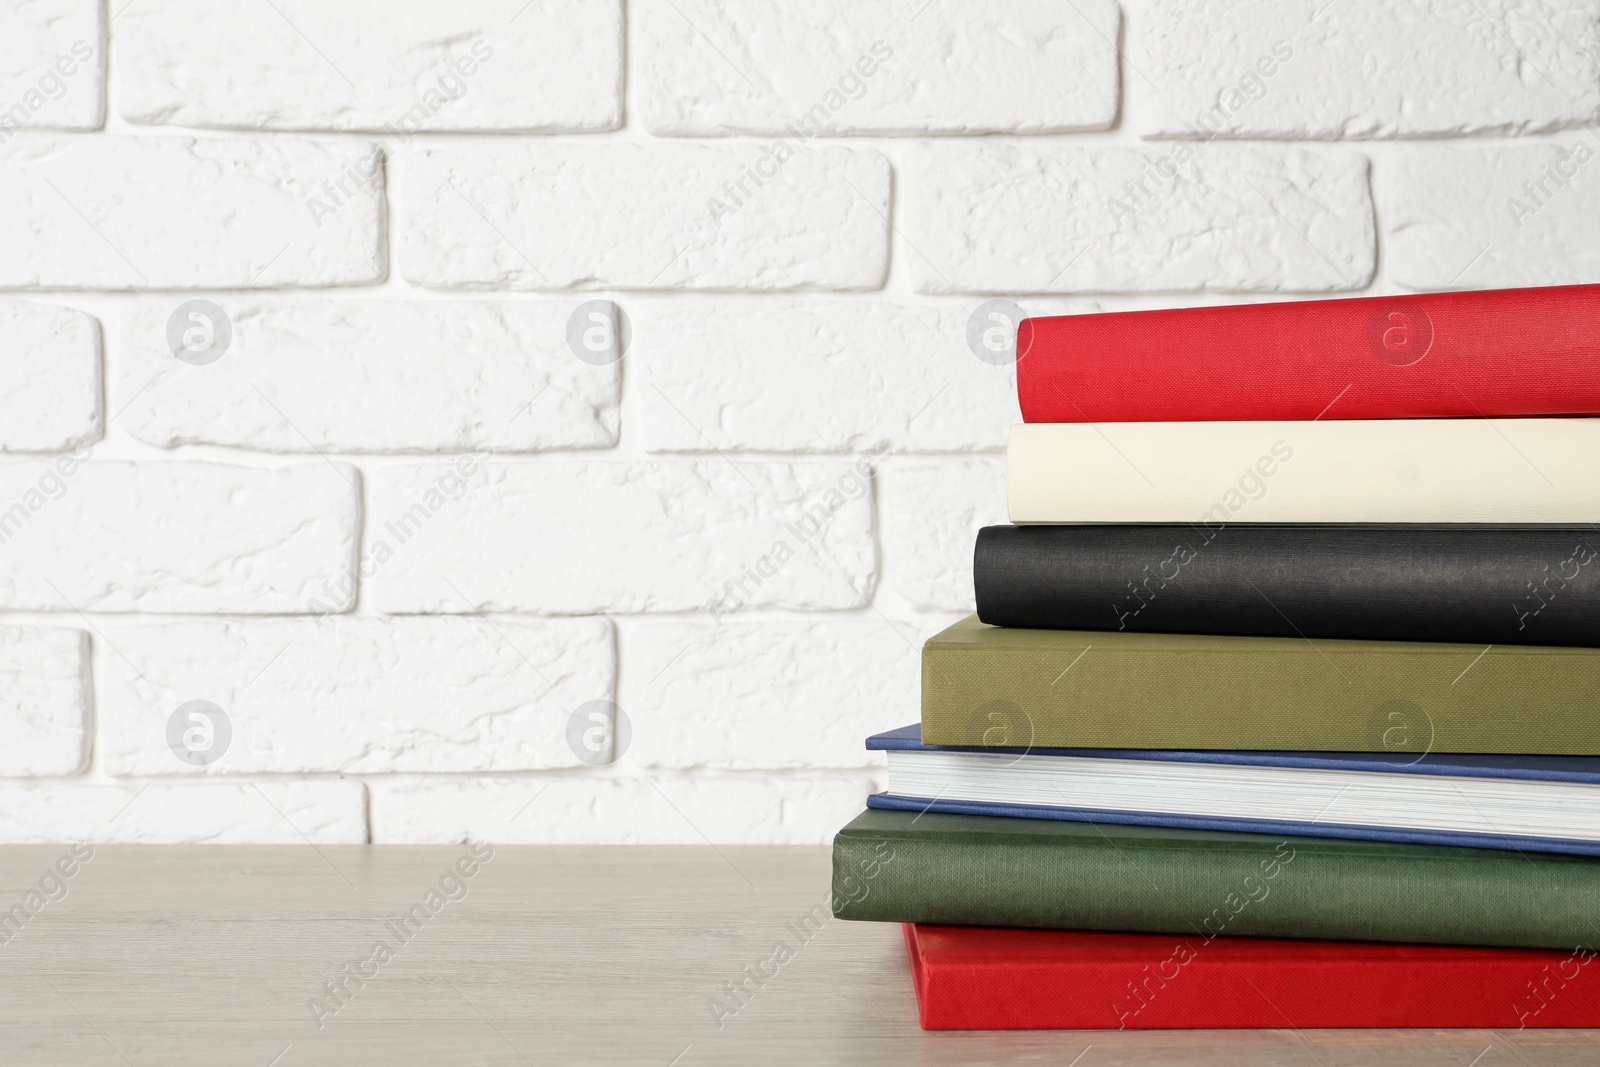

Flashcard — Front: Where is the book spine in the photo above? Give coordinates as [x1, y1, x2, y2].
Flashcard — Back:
[920, 630, 1600, 753]
[1006, 419, 1600, 523]
[973, 524, 1600, 646]
[908, 928, 1600, 1029]
[1016, 284, 1600, 423]
[834, 820, 1600, 950]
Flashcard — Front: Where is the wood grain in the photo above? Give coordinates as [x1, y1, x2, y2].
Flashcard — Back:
[0, 845, 1592, 1065]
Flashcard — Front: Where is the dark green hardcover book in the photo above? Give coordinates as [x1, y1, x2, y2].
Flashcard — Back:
[833, 809, 1600, 949]
[923, 615, 1600, 753]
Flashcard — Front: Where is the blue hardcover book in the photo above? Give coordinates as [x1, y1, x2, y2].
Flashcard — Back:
[865, 725, 1600, 857]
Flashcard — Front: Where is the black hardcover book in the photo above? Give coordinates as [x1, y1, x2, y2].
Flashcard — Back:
[974, 524, 1600, 646]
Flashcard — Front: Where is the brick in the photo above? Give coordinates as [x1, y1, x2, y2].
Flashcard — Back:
[1135, 0, 1600, 140]
[117, 299, 618, 453]
[0, 301, 100, 451]
[906, 143, 1375, 294]
[0, 460, 358, 613]
[0, 0, 102, 135]
[402, 143, 889, 290]
[0, 136, 383, 289]
[117, 0, 620, 132]
[0, 781, 366, 843]
[366, 461, 875, 614]
[617, 620, 922, 768]
[881, 458, 1007, 612]
[373, 774, 878, 844]
[97, 617, 613, 774]
[0, 628, 86, 776]
[639, 0, 1117, 135]
[639, 299, 1015, 452]
[1384, 141, 1600, 290]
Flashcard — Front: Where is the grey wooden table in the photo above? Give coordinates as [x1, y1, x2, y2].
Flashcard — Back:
[0, 844, 1592, 1065]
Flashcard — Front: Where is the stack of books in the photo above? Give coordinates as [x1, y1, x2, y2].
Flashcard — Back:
[832, 285, 1600, 1030]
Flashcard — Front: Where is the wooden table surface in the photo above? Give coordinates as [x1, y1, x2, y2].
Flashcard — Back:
[0, 844, 1593, 1065]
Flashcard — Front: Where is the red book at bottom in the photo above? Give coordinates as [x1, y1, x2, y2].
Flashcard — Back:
[904, 925, 1600, 1030]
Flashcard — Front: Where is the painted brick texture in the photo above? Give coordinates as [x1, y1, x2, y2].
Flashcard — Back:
[0, 1, 1591, 842]
[117, 0, 623, 133]
[0, 0, 102, 134]
[0, 137, 384, 288]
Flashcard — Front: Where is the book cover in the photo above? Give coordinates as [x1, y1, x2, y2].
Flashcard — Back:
[1015, 285, 1600, 424]
[904, 924, 1600, 1030]
[921, 615, 1600, 754]
[866, 724, 1600, 857]
[973, 523, 1600, 646]
[1006, 419, 1600, 524]
[833, 808, 1600, 949]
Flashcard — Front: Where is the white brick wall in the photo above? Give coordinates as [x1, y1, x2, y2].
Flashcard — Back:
[116, 299, 620, 452]
[116, 0, 623, 133]
[1383, 142, 1600, 288]
[3, 1, 1596, 843]
[0, 0, 102, 134]
[365, 460, 877, 614]
[0, 301, 100, 451]
[882, 459, 1008, 612]
[0, 460, 357, 613]
[401, 143, 890, 290]
[96, 617, 614, 774]
[1133, 0, 1600, 140]
[636, 298, 1016, 452]
[0, 137, 384, 288]
[0, 628, 87, 776]
[617, 620, 922, 769]
[906, 143, 1377, 293]
[637, 0, 1119, 136]
[0, 781, 365, 843]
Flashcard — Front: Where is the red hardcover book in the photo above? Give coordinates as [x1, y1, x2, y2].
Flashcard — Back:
[1015, 284, 1600, 423]
[904, 925, 1600, 1030]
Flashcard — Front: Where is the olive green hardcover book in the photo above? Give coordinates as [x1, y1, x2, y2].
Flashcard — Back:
[922, 615, 1600, 754]
[833, 809, 1600, 949]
